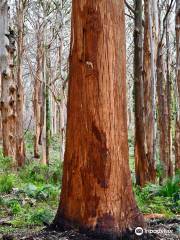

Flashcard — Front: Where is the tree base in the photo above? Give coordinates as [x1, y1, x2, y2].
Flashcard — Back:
[50, 217, 152, 240]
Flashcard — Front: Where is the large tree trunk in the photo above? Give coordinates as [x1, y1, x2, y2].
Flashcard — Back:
[134, 0, 149, 186]
[53, 1, 144, 237]
[0, 1, 16, 164]
[175, 0, 180, 172]
[15, 0, 26, 167]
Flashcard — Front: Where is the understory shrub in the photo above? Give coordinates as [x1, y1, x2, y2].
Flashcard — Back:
[135, 173, 180, 216]
[0, 174, 15, 193]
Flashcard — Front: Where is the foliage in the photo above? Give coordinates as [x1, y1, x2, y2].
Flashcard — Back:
[19, 163, 49, 184]
[10, 205, 54, 228]
[18, 161, 62, 187]
[0, 132, 62, 234]
[0, 174, 15, 193]
[7, 199, 22, 215]
[134, 174, 180, 217]
[159, 174, 180, 197]
[28, 207, 54, 226]
[23, 183, 59, 201]
[0, 150, 13, 171]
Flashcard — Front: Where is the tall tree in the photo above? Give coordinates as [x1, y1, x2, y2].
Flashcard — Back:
[0, 1, 17, 164]
[134, 0, 149, 186]
[157, 41, 172, 180]
[33, 21, 43, 159]
[165, 3, 172, 174]
[15, 0, 27, 166]
[53, 1, 144, 237]
[135, 0, 158, 186]
[157, 2, 173, 181]
[175, 0, 180, 172]
[41, 44, 51, 165]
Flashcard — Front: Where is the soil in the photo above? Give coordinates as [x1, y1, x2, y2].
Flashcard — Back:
[0, 217, 179, 240]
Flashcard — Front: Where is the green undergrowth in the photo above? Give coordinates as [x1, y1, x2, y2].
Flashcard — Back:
[0, 133, 63, 234]
[134, 173, 180, 218]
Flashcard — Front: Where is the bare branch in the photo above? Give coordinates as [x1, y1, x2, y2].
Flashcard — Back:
[124, 0, 135, 15]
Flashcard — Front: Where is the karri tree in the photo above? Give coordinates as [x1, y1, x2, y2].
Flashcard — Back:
[134, 0, 148, 186]
[53, 0, 144, 238]
[157, 2, 173, 181]
[134, 0, 158, 186]
[0, 1, 17, 164]
[15, 0, 28, 166]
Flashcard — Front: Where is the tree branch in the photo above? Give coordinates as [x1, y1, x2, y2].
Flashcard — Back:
[160, 0, 175, 45]
[125, 0, 135, 15]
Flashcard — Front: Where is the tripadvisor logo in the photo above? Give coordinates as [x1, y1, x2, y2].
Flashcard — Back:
[135, 227, 173, 236]
[135, 227, 144, 236]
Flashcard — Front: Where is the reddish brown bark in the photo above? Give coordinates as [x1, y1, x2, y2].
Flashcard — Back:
[53, 1, 144, 238]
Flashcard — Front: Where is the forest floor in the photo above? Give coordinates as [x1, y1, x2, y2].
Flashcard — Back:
[0, 132, 179, 239]
[1, 218, 180, 240]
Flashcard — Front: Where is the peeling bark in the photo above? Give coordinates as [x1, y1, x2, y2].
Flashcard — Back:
[140, 0, 158, 185]
[0, 1, 16, 163]
[15, 0, 26, 167]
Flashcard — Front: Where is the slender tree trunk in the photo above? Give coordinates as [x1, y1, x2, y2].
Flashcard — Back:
[166, 7, 172, 173]
[150, 0, 158, 164]
[0, 74, 2, 142]
[41, 43, 50, 165]
[53, 1, 144, 237]
[157, 3, 173, 180]
[60, 94, 66, 161]
[16, 0, 26, 167]
[33, 30, 43, 158]
[165, 6, 173, 177]
[142, 0, 158, 184]
[50, 92, 56, 135]
[0, 2, 16, 164]
[134, 0, 149, 187]
[45, 50, 50, 164]
[175, 0, 180, 172]
[157, 43, 172, 180]
[42, 45, 47, 165]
